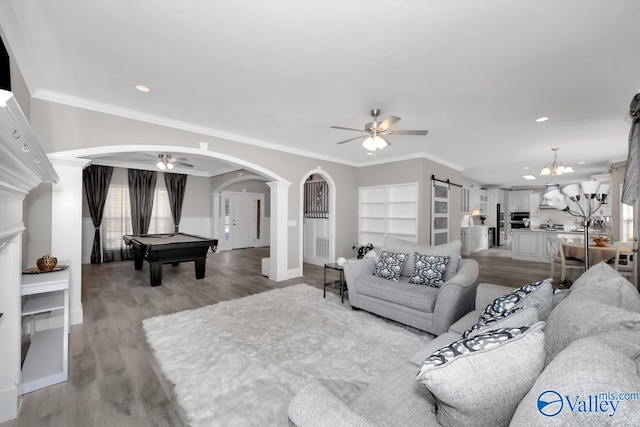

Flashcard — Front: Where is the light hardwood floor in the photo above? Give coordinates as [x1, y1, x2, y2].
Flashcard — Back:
[2, 246, 555, 427]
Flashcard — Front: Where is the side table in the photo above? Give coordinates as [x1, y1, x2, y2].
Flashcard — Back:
[323, 262, 346, 303]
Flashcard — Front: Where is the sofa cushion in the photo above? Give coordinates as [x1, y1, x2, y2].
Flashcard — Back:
[462, 305, 539, 339]
[383, 237, 461, 281]
[544, 277, 640, 363]
[570, 261, 624, 290]
[373, 250, 409, 282]
[355, 276, 439, 312]
[416, 322, 545, 427]
[409, 254, 450, 287]
[570, 268, 640, 312]
[512, 330, 640, 426]
[482, 279, 553, 320]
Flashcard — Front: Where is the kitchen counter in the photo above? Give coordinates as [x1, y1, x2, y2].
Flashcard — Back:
[511, 229, 611, 263]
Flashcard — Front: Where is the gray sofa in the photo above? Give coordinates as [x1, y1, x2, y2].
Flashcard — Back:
[289, 262, 640, 426]
[343, 238, 479, 335]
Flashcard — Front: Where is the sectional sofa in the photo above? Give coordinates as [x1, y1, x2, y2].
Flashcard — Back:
[289, 262, 640, 426]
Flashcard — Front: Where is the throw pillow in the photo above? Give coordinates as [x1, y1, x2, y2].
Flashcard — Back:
[462, 305, 539, 339]
[482, 279, 554, 320]
[417, 322, 546, 427]
[383, 237, 461, 281]
[372, 250, 409, 282]
[409, 254, 451, 287]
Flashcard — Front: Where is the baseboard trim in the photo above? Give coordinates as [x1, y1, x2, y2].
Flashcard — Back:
[0, 384, 19, 423]
[70, 306, 83, 325]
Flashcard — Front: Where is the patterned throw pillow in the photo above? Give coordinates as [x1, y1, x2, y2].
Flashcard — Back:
[481, 279, 553, 320]
[372, 251, 409, 282]
[462, 305, 539, 339]
[420, 326, 530, 369]
[409, 254, 451, 287]
[416, 322, 546, 427]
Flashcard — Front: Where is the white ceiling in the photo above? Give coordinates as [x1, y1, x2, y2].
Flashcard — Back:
[1, 1, 639, 187]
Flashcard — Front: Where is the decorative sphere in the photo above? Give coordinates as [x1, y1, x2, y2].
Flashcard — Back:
[336, 257, 346, 266]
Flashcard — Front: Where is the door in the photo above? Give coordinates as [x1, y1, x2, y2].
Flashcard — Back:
[431, 181, 449, 245]
[222, 193, 261, 250]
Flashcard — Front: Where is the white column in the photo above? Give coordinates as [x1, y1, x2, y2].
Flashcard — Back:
[266, 181, 290, 281]
[49, 156, 90, 325]
[0, 231, 22, 422]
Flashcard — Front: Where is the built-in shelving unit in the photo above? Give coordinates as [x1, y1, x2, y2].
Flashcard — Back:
[358, 183, 418, 246]
[21, 266, 69, 395]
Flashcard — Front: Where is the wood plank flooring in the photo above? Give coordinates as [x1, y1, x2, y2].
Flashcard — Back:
[2, 246, 555, 427]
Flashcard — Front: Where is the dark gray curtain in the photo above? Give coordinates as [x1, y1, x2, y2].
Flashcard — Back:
[164, 172, 188, 232]
[128, 169, 157, 234]
[622, 93, 640, 205]
[83, 165, 113, 263]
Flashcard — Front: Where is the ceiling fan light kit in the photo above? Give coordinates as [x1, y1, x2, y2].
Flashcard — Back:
[149, 153, 194, 170]
[331, 108, 428, 152]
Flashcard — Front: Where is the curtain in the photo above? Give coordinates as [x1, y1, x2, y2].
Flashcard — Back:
[622, 93, 640, 205]
[83, 165, 113, 263]
[164, 172, 188, 232]
[128, 168, 157, 234]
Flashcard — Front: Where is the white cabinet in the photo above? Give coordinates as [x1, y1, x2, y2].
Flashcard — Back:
[461, 187, 470, 214]
[359, 183, 418, 246]
[530, 193, 540, 217]
[461, 226, 489, 255]
[510, 190, 533, 212]
[21, 266, 69, 394]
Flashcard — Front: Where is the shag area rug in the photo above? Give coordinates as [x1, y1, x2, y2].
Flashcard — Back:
[143, 284, 431, 426]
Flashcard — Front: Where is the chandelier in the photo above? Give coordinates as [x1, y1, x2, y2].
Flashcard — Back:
[540, 148, 574, 176]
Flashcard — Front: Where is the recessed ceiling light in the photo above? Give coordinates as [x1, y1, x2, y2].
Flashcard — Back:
[577, 161, 585, 164]
[135, 84, 151, 93]
[522, 175, 537, 180]
[366, 152, 373, 156]
[523, 166, 530, 170]
[536, 117, 549, 122]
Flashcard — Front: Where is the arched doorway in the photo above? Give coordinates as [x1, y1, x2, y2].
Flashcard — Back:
[48, 144, 292, 282]
[298, 168, 336, 268]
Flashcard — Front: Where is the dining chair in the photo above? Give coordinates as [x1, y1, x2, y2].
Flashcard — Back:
[547, 237, 585, 284]
[613, 241, 637, 285]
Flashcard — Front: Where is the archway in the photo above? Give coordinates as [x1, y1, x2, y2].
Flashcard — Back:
[49, 144, 292, 281]
[298, 167, 336, 271]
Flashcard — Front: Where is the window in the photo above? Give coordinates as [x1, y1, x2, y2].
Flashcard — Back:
[102, 169, 173, 258]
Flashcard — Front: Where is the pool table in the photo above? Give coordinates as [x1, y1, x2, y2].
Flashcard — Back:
[123, 233, 218, 286]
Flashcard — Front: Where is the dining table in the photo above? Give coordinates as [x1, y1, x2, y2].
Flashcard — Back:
[562, 242, 630, 266]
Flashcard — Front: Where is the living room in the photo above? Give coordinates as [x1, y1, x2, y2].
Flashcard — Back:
[1, 1, 640, 425]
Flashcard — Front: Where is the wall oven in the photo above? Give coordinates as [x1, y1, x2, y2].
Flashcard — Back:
[510, 212, 530, 229]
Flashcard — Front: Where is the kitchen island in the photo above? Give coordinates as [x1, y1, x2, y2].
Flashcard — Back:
[511, 229, 611, 263]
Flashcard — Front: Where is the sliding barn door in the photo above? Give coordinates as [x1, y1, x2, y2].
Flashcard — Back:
[431, 181, 450, 245]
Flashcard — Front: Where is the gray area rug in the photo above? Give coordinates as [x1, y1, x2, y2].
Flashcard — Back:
[143, 284, 431, 426]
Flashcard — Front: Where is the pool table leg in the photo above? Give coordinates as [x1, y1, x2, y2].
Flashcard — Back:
[150, 263, 163, 286]
[195, 258, 206, 279]
[134, 254, 143, 270]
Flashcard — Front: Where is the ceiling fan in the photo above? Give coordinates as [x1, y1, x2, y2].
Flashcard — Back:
[142, 153, 194, 170]
[331, 109, 429, 151]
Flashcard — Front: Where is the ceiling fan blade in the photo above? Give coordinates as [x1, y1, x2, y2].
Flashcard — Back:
[377, 116, 401, 132]
[175, 162, 194, 167]
[330, 126, 365, 132]
[336, 135, 367, 144]
[144, 154, 158, 158]
[385, 129, 429, 135]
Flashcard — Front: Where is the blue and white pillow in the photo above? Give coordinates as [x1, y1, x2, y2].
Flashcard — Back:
[409, 254, 451, 287]
[373, 251, 409, 282]
[462, 305, 539, 339]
